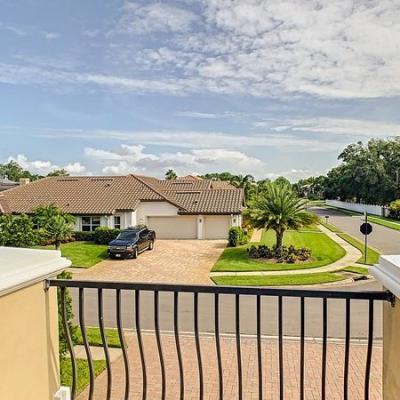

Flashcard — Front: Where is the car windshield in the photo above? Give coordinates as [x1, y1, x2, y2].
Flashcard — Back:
[117, 231, 138, 241]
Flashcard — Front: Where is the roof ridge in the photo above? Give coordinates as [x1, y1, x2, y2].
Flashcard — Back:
[131, 175, 188, 211]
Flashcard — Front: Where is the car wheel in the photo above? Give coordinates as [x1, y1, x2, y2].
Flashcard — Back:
[148, 240, 154, 251]
[132, 247, 138, 259]
[109, 254, 116, 260]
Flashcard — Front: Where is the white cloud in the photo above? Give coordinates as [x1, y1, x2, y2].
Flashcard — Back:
[115, 2, 197, 34]
[175, 110, 246, 119]
[254, 117, 400, 138]
[41, 128, 340, 152]
[44, 32, 60, 40]
[0, 23, 26, 36]
[7, 154, 87, 175]
[85, 144, 265, 176]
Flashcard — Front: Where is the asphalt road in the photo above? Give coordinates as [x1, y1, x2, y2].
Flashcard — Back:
[71, 280, 384, 339]
[312, 206, 400, 255]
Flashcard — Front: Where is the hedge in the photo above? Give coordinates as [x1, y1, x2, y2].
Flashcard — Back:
[94, 227, 121, 244]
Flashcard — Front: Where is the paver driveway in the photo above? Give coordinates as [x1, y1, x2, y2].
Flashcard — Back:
[75, 240, 226, 284]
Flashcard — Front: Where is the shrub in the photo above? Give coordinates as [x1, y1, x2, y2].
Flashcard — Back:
[246, 244, 312, 263]
[228, 226, 249, 247]
[57, 270, 78, 358]
[73, 231, 96, 241]
[0, 214, 39, 247]
[94, 226, 121, 245]
[389, 200, 400, 219]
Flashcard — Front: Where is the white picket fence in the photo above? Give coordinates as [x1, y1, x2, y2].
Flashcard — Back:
[326, 200, 388, 217]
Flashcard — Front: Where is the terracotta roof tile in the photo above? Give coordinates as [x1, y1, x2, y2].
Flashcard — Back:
[0, 174, 244, 215]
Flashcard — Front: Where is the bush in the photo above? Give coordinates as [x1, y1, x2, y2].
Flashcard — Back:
[57, 270, 78, 358]
[246, 244, 312, 263]
[228, 226, 249, 247]
[389, 200, 400, 219]
[73, 231, 96, 242]
[94, 226, 121, 245]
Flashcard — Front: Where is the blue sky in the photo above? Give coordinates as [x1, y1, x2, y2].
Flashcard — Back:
[1, 0, 400, 181]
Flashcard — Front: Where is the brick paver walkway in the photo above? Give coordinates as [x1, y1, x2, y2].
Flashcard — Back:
[77, 333, 382, 400]
[76, 240, 226, 284]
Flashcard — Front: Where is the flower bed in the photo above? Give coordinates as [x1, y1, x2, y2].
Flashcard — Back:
[247, 244, 312, 264]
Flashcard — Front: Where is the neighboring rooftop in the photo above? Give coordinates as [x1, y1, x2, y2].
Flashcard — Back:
[0, 175, 244, 215]
[0, 176, 19, 192]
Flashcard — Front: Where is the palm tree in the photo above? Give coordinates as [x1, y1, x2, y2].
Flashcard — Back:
[33, 204, 75, 250]
[246, 182, 318, 255]
[45, 215, 74, 250]
[230, 174, 255, 202]
[165, 169, 177, 180]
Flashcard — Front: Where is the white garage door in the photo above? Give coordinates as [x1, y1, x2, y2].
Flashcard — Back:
[148, 216, 197, 239]
[204, 215, 231, 239]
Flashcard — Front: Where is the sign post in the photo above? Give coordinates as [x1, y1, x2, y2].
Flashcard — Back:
[360, 212, 373, 264]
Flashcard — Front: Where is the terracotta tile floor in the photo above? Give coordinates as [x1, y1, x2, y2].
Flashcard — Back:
[77, 333, 382, 400]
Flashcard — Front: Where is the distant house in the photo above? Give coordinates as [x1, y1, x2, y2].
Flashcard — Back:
[0, 175, 244, 239]
[0, 176, 20, 192]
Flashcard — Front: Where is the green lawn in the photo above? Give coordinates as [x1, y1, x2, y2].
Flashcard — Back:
[319, 220, 342, 233]
[324, 205, 400, 232]
[337, 233, 380, 265]
[212, 230, 346, 272]
[367, 215, 400, 231]
[342, 266, 370, 275]
[38, 241, 108, 268]
[212, 272, 345, 286]
[76, 327, 121, 348]
[60, 358, 106, 394]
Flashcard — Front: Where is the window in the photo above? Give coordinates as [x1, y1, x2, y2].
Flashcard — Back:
[113, 215, 121, 230]
[81, 216, 101, 232]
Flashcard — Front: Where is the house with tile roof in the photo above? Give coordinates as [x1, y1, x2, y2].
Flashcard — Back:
[0, 174, 244, 239]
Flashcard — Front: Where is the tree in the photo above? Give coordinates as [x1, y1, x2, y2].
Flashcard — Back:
[230, 174, 255, 202]
[165, 169, 177, 180]
[33, 205, 75, 250]
[0, 214, 38, 247]
[246, 182, 318, 255]
[0, 160, 40, 182]
[47, 169, 69, 177]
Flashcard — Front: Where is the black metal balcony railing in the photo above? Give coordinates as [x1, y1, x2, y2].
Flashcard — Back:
[49, 279, 394, 400]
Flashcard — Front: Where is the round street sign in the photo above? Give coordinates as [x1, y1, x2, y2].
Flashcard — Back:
[360, 222, 373, 235]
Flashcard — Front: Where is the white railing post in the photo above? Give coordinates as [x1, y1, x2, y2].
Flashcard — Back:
[370, 256, 400, 399]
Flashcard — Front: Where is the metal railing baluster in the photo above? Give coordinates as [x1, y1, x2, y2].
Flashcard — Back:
[174, 292, 184, 400]
[116, 289, 130, 400]
[236, 294, 243, 400]
[321, 298, 328, 400]
[256, 295, 262, 400]
[98, 288, 112, 400]
[154, 290, 166, 400]
[300, 297, 305, 400]
[344, 298, 351, 400]
[194, 292, 203, 400]
[61, 287, 77, 400]
[364, 299, 374, 400]
[135, 290, 147, 400]
[214, 293, 223, 400]
[278, 296, 284, 400]
[79, 288, 95, 400]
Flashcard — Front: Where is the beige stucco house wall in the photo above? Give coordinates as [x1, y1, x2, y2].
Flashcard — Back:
[0, 247, 71, 400]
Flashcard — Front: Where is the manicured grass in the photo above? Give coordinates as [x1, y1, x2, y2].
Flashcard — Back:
[212, 272, 345, 286]
[60, 358, 106, 394]
[323, 205, 400, 232]
[295, 224, 321, 232]
[367, 215, 400, 231]
[342, 266, 369, 275]
[76, 327, 121, 348]
[38, 241, 108, 268]
[212, 230, 346, 272]
[337, 233, 380, 265]
[307, 200, 326, 207]
[319, 220, 342, 233]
